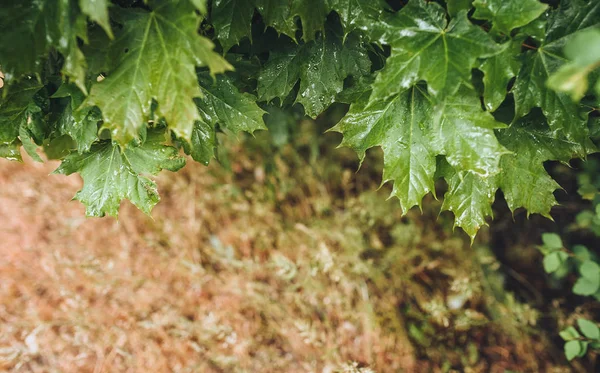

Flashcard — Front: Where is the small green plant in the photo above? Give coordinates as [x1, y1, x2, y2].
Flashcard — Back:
[539, 162, 600, 361]
[539, 232, 600, 299]
[559, 319, 600, 361]
[540, 230, 600, 361]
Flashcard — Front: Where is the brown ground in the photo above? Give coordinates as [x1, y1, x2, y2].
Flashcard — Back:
[0, 152, 419, 373]
[0, 139, 578, 372]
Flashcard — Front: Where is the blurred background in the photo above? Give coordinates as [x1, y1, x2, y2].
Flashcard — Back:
[1, 106, 599, 372]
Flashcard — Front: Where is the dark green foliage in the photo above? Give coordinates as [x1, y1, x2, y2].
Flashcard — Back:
[0, 0, 599, 238]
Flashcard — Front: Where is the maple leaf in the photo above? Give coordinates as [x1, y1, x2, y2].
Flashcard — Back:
[472, 0, 548, 35]
[258, 22, 370, 117]
[0, 0, 101, 92]
[479, 40, 521, 111]
[54, 129, 186, 217]
[80, 0, 113, 38]
[0, 79, 43, 146]
[431, 87, 510, 177]
[497, 114, 596, 217]
[0, 0, 597, 231]
[211, 0, 256, 51]
[333, 84, 508, 221]
[86, 0, 232, 145]
[547, 28, 600, 101]
[213, 0, 333, 49]
[332, 85, 436, 213]
[513, 0, 600, 145]
[440, 162, 498, 240]
[52, 83, 101, 153]
[197, 72, 267, 135]
[371, 0, 503, 100]
[329, 0, 389, 34]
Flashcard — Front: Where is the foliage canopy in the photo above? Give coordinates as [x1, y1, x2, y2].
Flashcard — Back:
[1, 0, 599, 238]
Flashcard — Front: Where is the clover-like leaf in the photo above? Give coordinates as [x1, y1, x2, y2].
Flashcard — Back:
[577, 319, 600, 340]
[543, 251, 569, 273]
[564, 340, 585, 361]
[560, 326, 582, 341]
[541, 233, 563, 251]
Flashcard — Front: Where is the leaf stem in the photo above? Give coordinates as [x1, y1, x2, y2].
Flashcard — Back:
[522, 43, 538, 50]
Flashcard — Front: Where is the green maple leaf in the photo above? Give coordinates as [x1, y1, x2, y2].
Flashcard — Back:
[333, 84, 508, 218]
[197, 72, 267, 135]
[518, 16, 548, 43]
[0, 79, 44, 146]
[446, 0, 473, 17]
[496, 114, 595, 217]
[0, 141, 22, 162]
[479, 40, 521, 111]
[255, 0, 388, 41]
[371, 0, 502, 100]
[513, 0, 600, 144]
[81, 27, 112, 76]
[548, 28, 600, 101]
[332, 85, 437, 213]
[498, 114, 594, 163]
[333, 83, 508, 237]
[296, 31, 370, 117]
[19, 125, 43, 162]
[190, 0, 207, 13]
[182, 71, 266, 164]
[213, 0, 332, 47]
[54, 129, 186, 217]
[254, 0, 298, 38]
[0, 0, 93, 91]
[329, 0, 389, 34]
[287, 0, 331, 41]
[211, 0, 256, 51]
[431, 87, 510, 177]
[498, 150, 560, 218]
[441, 165, 498, 240]
[86, 0, 232, 145]
[17, 95, 47, 163]
[472, 0, 548, 35]
[183, 119, 216, 165]
[257, 47, 306, 104]
[335, 75, 375, 104]
[258, 23, 370, 117]
[80, 0, 113, 38]
[52, 83, 100, 153]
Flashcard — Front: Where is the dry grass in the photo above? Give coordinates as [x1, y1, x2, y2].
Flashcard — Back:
[0, 150, 415, 372]
[0, 131, 576, 372]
